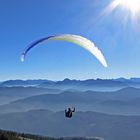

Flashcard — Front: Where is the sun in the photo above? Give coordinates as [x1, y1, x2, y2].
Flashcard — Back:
[109, 0, 140, 16]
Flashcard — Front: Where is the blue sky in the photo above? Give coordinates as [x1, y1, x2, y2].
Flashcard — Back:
[0, 0, 140, 80]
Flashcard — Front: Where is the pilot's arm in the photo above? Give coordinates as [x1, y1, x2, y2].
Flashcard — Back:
[72, 107, 75, 112]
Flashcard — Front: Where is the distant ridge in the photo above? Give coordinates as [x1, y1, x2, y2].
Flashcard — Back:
[0, 79, 54, 87]
[0, 78, 130, 90]
[1, 78, 140, 91]
[1, 78, 140, 87]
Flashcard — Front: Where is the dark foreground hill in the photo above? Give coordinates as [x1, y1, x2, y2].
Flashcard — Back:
[0, 129, 102, 140]
[0, 109, 140, 140]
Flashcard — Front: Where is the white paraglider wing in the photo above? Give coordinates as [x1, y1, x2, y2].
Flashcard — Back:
[21, 34, 107, 67]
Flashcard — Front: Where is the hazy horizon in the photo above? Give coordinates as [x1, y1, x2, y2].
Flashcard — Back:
[1, 76, 140, 82]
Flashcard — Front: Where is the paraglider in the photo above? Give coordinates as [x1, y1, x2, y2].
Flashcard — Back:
[65, 107, 75, 118]
[21, 34, 107, 67]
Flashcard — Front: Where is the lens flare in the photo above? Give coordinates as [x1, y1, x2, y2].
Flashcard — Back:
[110, 0, 140, 16]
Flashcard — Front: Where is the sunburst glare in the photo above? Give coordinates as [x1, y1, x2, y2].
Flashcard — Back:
[107, 0, 140, 19]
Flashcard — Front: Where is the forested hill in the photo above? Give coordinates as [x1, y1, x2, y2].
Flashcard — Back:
[0, 129, 102, 140]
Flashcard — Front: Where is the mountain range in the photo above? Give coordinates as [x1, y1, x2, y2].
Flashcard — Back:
[1, 78, 140, 140]
[1, 87, 140, 115]
[1, 78, 140, 91]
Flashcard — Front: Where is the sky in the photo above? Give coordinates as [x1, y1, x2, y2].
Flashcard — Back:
[0, 0, 140, 81]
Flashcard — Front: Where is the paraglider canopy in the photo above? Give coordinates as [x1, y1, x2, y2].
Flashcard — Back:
[21, 34, 107, 67]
